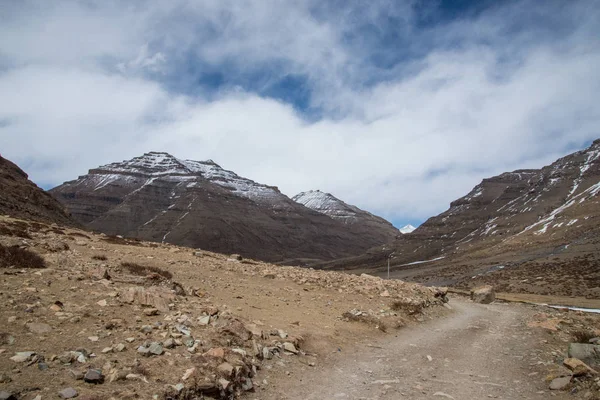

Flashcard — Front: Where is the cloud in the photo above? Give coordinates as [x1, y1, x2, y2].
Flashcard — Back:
[1, 0, 599, 226]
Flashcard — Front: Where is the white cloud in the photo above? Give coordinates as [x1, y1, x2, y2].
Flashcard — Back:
[1, 0, 599, 225]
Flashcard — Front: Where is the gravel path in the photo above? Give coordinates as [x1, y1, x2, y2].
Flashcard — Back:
[261, 298, 570, 400]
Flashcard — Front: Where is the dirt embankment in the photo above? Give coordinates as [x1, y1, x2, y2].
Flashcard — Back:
[0, 216, 444, 400]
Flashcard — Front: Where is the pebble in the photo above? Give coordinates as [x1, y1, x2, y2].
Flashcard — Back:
[143, 308, 159, 316]
[283, 342, 298, 354]
[113, 343, 126, 352]
[84, 368, 104, 384]
[148, 342, 163, 355]
[26, 323, 52, 334]
[0, 391, 16, 400]
[10, 351, 35, 363]
[58, 387, 78, 398]
[550, 376, 572, 390]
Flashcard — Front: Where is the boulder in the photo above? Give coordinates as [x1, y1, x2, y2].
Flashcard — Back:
[567, 344, 600, 367]
[470, 286, 495, 304]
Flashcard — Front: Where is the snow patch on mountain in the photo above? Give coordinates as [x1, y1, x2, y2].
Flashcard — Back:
[89, 152, 284, 204]
[399, 224, 416, 234]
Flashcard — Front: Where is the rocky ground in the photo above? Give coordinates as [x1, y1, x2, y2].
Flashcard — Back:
[0, 216, 443, 400]
[1, 215, 599, 400]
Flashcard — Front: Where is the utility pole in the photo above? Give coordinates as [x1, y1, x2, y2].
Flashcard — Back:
[387, 252, 394, 279]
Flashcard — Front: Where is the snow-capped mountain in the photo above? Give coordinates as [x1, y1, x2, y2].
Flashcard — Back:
[399, 224, 416, 234]
[50, 152, 394, 262]
[292, 190, 399, 244]
[320, 139, 600, 289]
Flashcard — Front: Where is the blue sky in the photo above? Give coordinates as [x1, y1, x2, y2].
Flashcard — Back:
[1, 0, 599, 229]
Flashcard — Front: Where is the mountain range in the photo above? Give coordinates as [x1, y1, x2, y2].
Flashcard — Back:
[49, 152, 398, 263]
[318, 140, 600, 297]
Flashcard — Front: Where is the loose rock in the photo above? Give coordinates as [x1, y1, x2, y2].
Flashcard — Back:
[58, 387, 78, 398]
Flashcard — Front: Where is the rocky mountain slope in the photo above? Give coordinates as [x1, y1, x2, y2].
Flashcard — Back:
[0, 154, 74, 226]
[319, 140, 600, 296]
[49, 152, 394, 263]
[292, 190, 398, 244]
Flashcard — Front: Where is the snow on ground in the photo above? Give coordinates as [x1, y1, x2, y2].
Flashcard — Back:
[399, 256, 445, 267]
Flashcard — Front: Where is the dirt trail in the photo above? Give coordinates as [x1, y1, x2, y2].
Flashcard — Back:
[259, 298, 570, 400]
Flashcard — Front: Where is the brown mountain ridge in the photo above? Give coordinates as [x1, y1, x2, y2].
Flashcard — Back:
[49, 152, 398, 263]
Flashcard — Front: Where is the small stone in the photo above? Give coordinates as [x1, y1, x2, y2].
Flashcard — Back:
[69, 369, 85, 380]
[0, 391, 16, 400]
[140, 325, 153, 334]
[143, 308, 159, 316]
[173, 383, 185, 392]
[125, 337, 135, 343]
[137, 346, 150, 356]
[0, 333, 15, 346]
[219, 378, 231, 390]
[263, 347, 272, 360]
[26, 323, 52, 334]
[10, 351, 35, 363]
[283, 342, 298, 354]
[96, 300, 107, 307]
[182, 367, 195, 381]
[84, 368, 104, 384]
[563, 358, 598, 376]
[58, 387, 78, 398]
[148, 342, 163, 355]
[204, 347, 226, 359]
[101, 347, 112, 354]
[164, 338, 175, 349]
[88, 336, 99, 342]
[198, 315, 211, 326]
[182, 336, 195, 348]
[113, 343, 126, 352]
[549, 375, 572, 390]
[277, 329, 288, 339]
[217, 362, 234, 377]
[107, 369, 128, 383]
[380, 290, 390, 297]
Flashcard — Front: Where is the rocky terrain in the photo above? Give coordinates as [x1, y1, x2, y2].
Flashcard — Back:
[319, 140, 600, 298]
[0, 155, 74, 227]
[0, 215, 444, 400]
[49, 152, 398, 264]
[292, 190, 399, 245]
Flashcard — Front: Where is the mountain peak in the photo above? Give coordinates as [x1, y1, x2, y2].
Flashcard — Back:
[399, 224, 416, 234]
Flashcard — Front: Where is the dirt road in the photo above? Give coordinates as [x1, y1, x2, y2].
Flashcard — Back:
[258, 298, 570, 400]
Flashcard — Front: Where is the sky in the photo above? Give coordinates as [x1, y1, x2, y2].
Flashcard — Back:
[1, 0, 599, 229]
